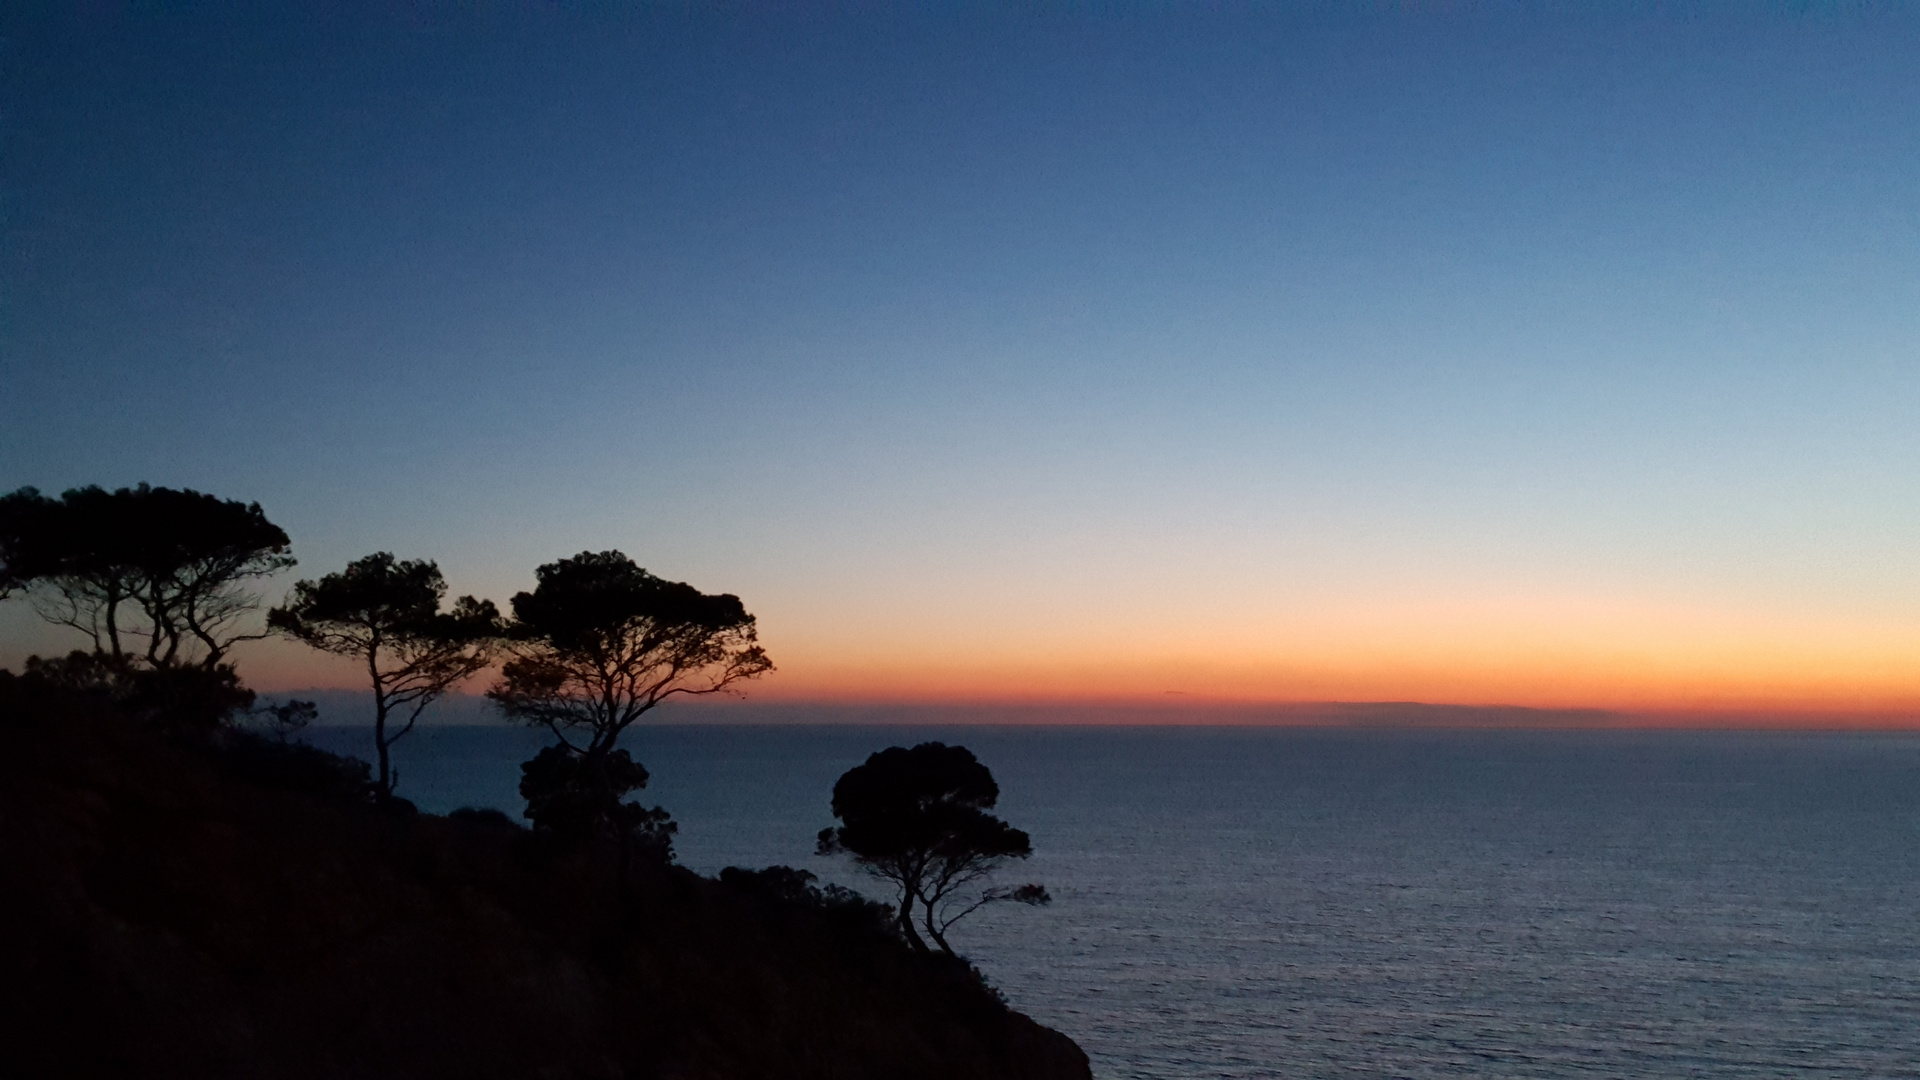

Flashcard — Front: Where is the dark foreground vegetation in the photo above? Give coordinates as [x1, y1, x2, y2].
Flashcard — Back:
[0, 670, 1090, 1080]
[0, 482, 1078, 1075]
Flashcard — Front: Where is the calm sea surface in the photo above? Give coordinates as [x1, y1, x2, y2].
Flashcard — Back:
[305, 724, 1920, 1079]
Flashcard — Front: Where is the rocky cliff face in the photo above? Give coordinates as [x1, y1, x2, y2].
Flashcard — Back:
[0, 675, 1092, 1080]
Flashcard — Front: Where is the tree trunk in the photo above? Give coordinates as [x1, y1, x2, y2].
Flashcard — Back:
[898, 892, 929, 952]
[104, 584, 123, 661]
[372, 700, 392, 799]
[368, 645, 392, 800]
[923, 902, 956, 957]
[374, 701, 391, 798]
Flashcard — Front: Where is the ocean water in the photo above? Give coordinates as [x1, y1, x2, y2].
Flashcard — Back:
[304, 724, 1920, 1079]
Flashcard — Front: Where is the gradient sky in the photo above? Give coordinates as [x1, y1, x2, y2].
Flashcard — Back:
[6, 4, 1920, 713]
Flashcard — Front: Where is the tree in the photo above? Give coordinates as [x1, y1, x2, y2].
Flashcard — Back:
[817, 742, 1050, 956]
[269, 553, 502, 799]
[488, 550, 772, 842]
[0, 484, 294, 669]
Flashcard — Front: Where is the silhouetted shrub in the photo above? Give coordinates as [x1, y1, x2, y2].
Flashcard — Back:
[518, 743, 675, 859]
[720, 864, 823, 904]
[719, 865, 901, 938]
[21, 650, 255, 740]
[129, 664, 257, 739]
[219, 729, 373, 801]
[18, 650, 126, 697]
[249, 698, 317, 742]
[449, 806, 521, 830]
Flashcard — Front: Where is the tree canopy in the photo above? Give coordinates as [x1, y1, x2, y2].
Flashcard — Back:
[818, 742, 1048, 955]
[0, 484, 293, 669]
[488, 550, 772, 754]
[269, 553, 503, 798]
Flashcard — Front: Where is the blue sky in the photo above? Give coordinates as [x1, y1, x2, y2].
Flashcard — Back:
[5, 4, 1920, 708]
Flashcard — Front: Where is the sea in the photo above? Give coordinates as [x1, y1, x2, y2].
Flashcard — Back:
[302, 723, 1920, 1079]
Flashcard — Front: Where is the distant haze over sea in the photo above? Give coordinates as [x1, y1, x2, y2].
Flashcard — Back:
[277, 691, 1914, 730]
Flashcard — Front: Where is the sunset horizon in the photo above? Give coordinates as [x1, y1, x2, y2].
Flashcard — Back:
[11, 7, 1920, 732]
[18, 542, 1920, 721]
[9, 7, 1920, 1074]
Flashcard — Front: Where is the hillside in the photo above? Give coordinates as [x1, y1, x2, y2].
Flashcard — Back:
[0, 674, 1092, 1080]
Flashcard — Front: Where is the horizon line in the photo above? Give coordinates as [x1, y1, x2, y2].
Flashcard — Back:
[269, 688, 1920, 730]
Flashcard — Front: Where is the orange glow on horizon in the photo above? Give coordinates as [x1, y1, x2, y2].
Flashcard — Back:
[718, 588, 1920, 716]
[223, 586, 1920, 725]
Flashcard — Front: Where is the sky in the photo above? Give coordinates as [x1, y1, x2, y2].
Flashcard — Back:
[5, 3, 1920, 716]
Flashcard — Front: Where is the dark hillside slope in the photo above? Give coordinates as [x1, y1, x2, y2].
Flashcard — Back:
[0, 676, 1091, 1080]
